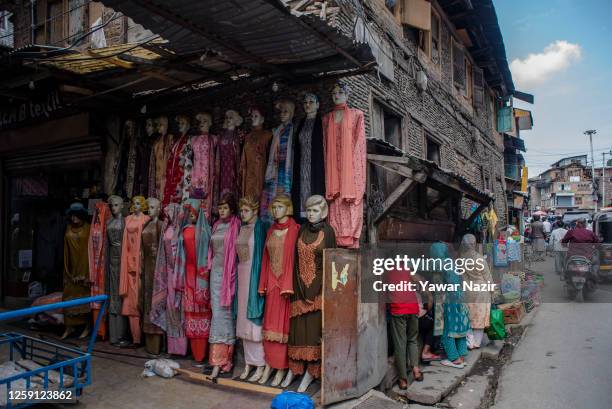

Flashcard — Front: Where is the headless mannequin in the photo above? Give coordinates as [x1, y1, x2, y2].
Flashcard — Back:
[238, 204, 266, 382]
[259, 201, 291, 386]
[61, 213, 91, 340]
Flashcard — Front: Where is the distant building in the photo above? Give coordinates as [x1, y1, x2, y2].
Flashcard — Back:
[528, 155, 596, 215]
[0, 10, 13, 49]
[594, 159, 612, 209]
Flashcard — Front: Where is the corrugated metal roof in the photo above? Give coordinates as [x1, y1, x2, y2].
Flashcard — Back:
[99, 0, 373, 76]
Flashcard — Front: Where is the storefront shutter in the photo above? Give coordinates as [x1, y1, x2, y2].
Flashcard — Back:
[3, 140, 102, 173]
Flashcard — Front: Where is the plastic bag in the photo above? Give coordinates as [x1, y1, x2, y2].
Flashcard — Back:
[501, 273, 521, 303]
[142, 359, 180, 378]
[486, 308, 506, 340]
[493, 238, 509, 267]
[271, 391, 314, 409]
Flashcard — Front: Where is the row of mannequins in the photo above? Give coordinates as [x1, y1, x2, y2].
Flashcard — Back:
[105, 81, 366, 249]
[62, 192, 336, 392]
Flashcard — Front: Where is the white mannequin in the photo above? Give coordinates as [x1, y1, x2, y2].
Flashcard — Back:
[156, 116, 168, 137]
[145, 118, 155, 138]
[176, 115, 190, 137]
[280, 197, 326, 391]
[224, 110, 244, 130]
[278, 100, 295, 125]
[109, 196, 123, 218]
[146, 198, 161, 221]
[303, 93, 319, 119]
[259, 200, 291, 387]
[132, 198, 144, 216]
[251, 108, 265, 128]
[238, 203, 266, 382]
[331, 83, 349, 123]
[195, 112, 213, 134]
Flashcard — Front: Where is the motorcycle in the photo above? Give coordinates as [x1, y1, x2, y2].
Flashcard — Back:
[564, 255, 597, 302]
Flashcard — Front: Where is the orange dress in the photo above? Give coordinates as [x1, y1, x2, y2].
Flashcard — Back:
[119, 213, 150, 317]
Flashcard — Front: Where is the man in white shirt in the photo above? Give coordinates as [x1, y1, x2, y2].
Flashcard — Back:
[550, 222, 568, 274]
[543, 218, 552, 255]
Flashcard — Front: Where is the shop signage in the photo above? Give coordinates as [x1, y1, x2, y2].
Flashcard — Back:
[0, 91, 62, 131]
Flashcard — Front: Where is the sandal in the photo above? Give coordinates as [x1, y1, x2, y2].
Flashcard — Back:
[422, 355, 442, 362]
[440, 359, 465, 369]
[398, 378, 408, 390]
[413, 373, 424, 382]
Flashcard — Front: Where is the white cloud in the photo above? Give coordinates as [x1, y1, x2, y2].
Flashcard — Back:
[510, 40, 582, 88]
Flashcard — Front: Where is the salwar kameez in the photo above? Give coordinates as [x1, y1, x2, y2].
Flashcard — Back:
[63, 223, 91, 327]
[141, 219, 164, 355]
[88, 202, 110, 339]
[163, 135, 189, 207]
[106, 216, 128, 344]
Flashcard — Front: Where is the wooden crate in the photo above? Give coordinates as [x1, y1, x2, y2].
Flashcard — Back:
[498, 302, 526, 324]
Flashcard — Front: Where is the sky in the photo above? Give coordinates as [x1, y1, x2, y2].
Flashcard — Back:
[493, 0, 612, 177]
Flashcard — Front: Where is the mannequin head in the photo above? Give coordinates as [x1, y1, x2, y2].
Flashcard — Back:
[147, 198, 161, 219]
[218, 193, 237, 221]
[145, 118, 155, 137]
[239, 196, 259, 224]
[195, 112, 212, 134]
[124, 119, 136, 137]
[331, 82, 350, 105]
[270, 194, 293, 222]
[304, 195, 328, 224]
[249, 106, 265, 128]
[66, 202, 88, 226]
[176, 115, 191, 136]
[185, 204, 198, 225]
[108, 195, 124, 217]
[156, 116, 168, 136]
[303, 93, 320, 119]
[130, 196, 148, 214]
[277, 99, 295, 124]
[223, 110, 243, 130]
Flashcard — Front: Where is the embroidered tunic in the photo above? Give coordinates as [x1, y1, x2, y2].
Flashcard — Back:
[240, 126, 272, 200]
[190, 133, 216, 216]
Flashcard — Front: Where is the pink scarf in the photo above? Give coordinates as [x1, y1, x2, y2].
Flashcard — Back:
[325, 103, 356, 200]
[207, 215, 241, 307]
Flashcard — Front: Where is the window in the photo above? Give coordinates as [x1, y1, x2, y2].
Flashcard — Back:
[575, 197, 583, 206]
[452, 39, 465, 90]
[371, 99, 402, 148]
[473, 67, 485, 109]
[35, 0, 87, 47]
[47, 0, 65, 45]
[463, 58, 473, 100]
[418, 9, 441, 64]
[426, 135, 441, 165]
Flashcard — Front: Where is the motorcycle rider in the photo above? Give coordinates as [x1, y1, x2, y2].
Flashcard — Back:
[561, 218, 600, 279]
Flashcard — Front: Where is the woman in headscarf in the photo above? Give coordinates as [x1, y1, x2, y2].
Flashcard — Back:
[460, 234, 493, 350]
[429, 242, 471, 369]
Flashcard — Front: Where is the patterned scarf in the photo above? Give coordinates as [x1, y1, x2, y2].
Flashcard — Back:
[208, 215, 241, 307]
[261, 122, 294, 220]
[88, 201, 110, 309]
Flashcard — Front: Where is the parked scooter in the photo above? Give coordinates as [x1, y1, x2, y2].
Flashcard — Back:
[564, 255, 597, 302]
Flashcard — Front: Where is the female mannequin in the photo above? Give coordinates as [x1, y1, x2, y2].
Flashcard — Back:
[235, 196, 268, 382]
[150, 116, 174, 201]
[207, 194, 241, 377]
[283, 195, 336, 391]
[151, 203, 188, 355]
[88, 201, 111, 339]
[240, 107, 272, 200]
[163, 115, 191, 206]
[62, 202, 92, 340]
[323, 82, 366, 248]
[215, 110, 243, 206]
[133, 118, 154, 196]
[176, 199, 212, 362]
[119, 196, 151, 345]
[142, 198, 164, 355]
[106, 196, 129, 345]
[292, 94, 325, 221]
[190, 112, 217, 217]
[258, 194, 300, 386]
[116, 120, 138, 198]
[261, 100, 295, 222]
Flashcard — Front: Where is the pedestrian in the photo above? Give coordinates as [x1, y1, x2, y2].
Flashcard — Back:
[386, 269, 424, 389]
[460, 234, 493, 350]
[417, 291, 442, 363]
[543, 217, 552, 255]
[429, 242, 470, 369]
[550, 221, 568, 274]
[530, 215, 546, 261]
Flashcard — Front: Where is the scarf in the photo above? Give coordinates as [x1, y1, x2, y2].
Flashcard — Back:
[325, 103, 356, 200]
[194, 203, 212, 306]
[208, 215, 241, 307]
[261, 122, 294, 220]
[119, 213, 150, 298]
[88, 202, 110, 309]
[259, 217, 301, 296]
[173, 203, 193, 307]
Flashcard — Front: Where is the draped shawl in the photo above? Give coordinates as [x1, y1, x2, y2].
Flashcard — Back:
[324, 104, 356, 201]
[261, 122, 294, 221]
[208, 215, 241, 307]
[88, 201, 110, 309]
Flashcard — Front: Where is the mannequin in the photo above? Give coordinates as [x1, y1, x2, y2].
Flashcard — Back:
[236, 196, 268, 382]
[239, 107, 273, 200]
[207, 194, 241, 378]
[258, 194, 300, 386]
[88, 201, 111, 339]
[62, 202, 92, 340]
[133, 118, 154, 196]
[163, 115, 191, 206]
[142, 198, 164, 355]
[150, 116, 174, 202]
[292, 93, 325, 222]
[215, 110, 242, 206]
[119, 196, 151, 345]
[116, 120, 138, 198]
[151, 203, 188, 355]
[176, 199, 212, 363]
[261, 100, 295, 222]
[190, 112, 217, 217]
[323, 82, 366, 248]
[283, 195, 336, 391]
[103, 117, 122, 195]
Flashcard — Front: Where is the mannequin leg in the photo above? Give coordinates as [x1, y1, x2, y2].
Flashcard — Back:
[109, 313, 129, 345]
[249, 366, 265, 382]
[297, 371, 314, 392]
[280, 369, 294, 388]
[211, 366, 221, 378]
[128, 316, 141, 344]
[240, 364, 252, 380]
[78, 323, 91, 339]
[258, 365, 273, 384]
[271, 369, 286, 387]
[61, 326, 75, 340]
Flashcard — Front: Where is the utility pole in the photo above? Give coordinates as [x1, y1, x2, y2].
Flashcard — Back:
[585, 130, 597, 212]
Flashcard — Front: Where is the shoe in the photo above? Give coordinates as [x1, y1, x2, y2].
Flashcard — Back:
[440, 359, 465, 369]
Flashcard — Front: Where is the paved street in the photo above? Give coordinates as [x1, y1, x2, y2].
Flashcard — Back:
[493, 257, 612, 409]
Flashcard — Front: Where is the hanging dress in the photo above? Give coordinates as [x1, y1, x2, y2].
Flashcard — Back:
[63, 222, 91, 327]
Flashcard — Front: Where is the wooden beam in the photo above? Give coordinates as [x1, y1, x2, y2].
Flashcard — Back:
[59, 84, 94, 96]
[367, 154, 410, 165]
[175, 368, 280, 396]
[374, 177, 419, 225]
[369, 160, 413, 178]
[86, 50, 134, 69]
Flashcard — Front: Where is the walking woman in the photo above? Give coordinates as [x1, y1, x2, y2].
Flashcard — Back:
[429, 242, 471, 369]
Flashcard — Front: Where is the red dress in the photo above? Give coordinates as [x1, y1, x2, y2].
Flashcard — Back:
[163, 135, 188, 207]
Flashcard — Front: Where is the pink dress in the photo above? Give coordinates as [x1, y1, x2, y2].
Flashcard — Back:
[215, 129, 241, 204]
[236, 223, 265, 366]
[163, 223, 188, 355]
[190, 133, 216, 217]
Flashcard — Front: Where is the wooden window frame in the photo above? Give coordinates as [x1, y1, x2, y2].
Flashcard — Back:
[417, 8, 441, 65]
[370, 95, 405, 150]
[424, 131, 442, 166]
